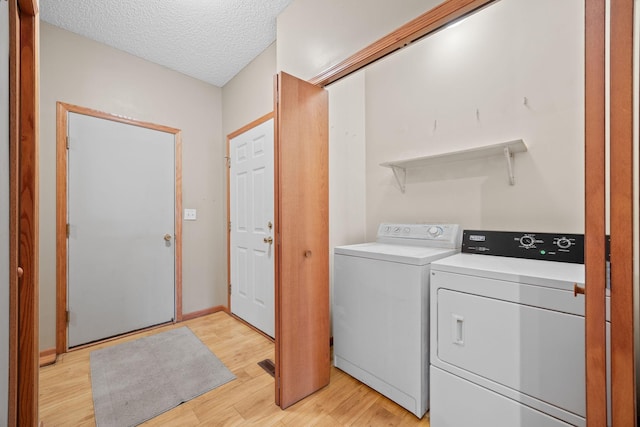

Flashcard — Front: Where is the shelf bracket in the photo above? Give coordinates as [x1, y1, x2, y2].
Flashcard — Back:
[504, 146, 515, 185]
[390, 165, 407, 193]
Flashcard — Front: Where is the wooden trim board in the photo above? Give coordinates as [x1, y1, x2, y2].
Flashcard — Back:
[9, 2, 40, 425]
[38, 349, 56, 367]
[17, 0, 37, 16]
[309, 0, 497, 87]
[584, 0, 608, 425]
[175, 133, 183, 322]
[54, 102, 67, 355]
[55, 102, 183, 353]
[609, 0, 637, 424]
[18, 6, 39, 427]
[182, 306, 227, 322]
[8, 1, 19, 424]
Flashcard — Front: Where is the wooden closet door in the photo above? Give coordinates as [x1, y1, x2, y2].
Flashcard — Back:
[274, 72, 330, 409]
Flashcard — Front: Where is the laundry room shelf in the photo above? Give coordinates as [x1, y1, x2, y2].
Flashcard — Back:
[380, 139, 527, 193]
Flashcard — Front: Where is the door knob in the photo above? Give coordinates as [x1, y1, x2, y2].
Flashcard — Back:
[264, 236, 273, 244]
[574, 283, 585, 297]
[17, 267, 24, 278]
[164, 234, 172, 241]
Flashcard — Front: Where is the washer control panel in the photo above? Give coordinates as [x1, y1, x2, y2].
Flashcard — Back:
[377, 223, 462, 248]
[462, 230, 585, 264]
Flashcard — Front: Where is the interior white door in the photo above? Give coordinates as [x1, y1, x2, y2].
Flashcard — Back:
[230, 118, 275, 337]
[67, 112, 175, 347]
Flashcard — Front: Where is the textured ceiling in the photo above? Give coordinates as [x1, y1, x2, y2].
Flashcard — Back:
[39, 0, 293, 87]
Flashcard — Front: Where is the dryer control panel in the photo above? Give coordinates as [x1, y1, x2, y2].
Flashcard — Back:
[462, 230, 585, 264]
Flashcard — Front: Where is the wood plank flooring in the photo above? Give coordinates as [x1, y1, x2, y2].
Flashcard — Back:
[39, 312, 430, 426]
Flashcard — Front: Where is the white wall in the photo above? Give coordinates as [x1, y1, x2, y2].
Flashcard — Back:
[276, 0, 436, 257]
[327, 71, 367, 249]
[277, 0, 585, 241]
[326, 70, 367, 321]
[1, 1, 10, 423]
[39, 23, 225, 350]
[222, 43, 276, 137]
[221, 43, 277, 302]
[363, 0, 584, 238]
[277, 0, 443, 80]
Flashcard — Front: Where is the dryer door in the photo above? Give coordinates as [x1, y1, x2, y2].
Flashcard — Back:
[435, 287, 585, 417]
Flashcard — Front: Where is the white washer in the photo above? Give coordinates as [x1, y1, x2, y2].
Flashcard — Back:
[429, 230, 610, 427]
[333, 223, 462, 418]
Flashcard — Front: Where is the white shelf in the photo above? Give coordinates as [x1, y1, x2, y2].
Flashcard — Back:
[380, 139, 527, 193]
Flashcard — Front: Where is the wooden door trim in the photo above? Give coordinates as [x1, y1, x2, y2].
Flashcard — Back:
[9, 0, 39, 425]
[17, 11, 39, 425]
[584, 0, 607, 424]
[17, 0, 37, 16]
[8, 1, 20, 426]
[609, 0, 637, 424]
[174, 132, 183, 322]
[309, 0, 496, 87]
[55, 102, 183, 353]
[8, 1, 19, 425]
[273, 74, 281, 408]
[225, 112, 274, 311]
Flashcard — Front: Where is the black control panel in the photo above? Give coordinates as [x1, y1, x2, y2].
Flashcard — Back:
[462, 230, 585, 264]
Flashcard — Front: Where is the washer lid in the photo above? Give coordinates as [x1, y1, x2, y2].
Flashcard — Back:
[431, 253, 585, 290]
[334, 242, 459, 265]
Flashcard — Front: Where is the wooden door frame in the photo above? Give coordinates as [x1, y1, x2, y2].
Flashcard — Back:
[584, 1, 608, 425]
[308, 0, 497, 87]
[225, 112, 274, 314]
[9, 0, 39, 425]
[55, 102, 183, 354]
[608, 0, 636, 424]
[307, 0, 632, 422]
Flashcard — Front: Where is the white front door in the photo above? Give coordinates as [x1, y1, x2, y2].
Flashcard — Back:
[67, 112, 176, 347]
[230, 118, 275, 337]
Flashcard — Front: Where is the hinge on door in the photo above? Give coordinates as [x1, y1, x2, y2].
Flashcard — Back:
[66, 224, 70, 238]
[228, 221, 231, 232]
[224, 156, 231, 168]
[66, 136, 70, 149]
[66, 310, 70, 324]
[228, 283, 232, 294]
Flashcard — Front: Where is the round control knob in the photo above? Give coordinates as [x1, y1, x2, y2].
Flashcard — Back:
[403, 227, 411, 233]
[428, 226, 443, 237]
[556, 238, 572, 249]
[384, 226, 390, 232]
[394, 227, 401, 233]
[520, 235, 535, 248]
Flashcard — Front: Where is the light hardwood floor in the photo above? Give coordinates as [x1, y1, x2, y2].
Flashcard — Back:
[39, 312, 431, 426]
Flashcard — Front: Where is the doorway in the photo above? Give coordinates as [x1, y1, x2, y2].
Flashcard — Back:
[227, 113, 275, 337]
[56, 102, 183, 351]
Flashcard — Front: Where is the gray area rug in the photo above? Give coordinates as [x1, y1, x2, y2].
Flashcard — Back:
[90, 326, 236, 427]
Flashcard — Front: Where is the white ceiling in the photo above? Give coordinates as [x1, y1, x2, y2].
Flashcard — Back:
[39, 0, 293, 87]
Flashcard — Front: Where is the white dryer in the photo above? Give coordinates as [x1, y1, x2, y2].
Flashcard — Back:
[429, 230, 610, 427]
[333, 223, 462, 418]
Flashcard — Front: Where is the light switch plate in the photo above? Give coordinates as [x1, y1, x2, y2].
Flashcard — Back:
[184, 209, 197, 221]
